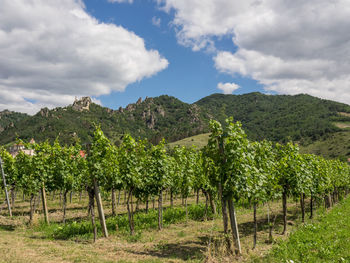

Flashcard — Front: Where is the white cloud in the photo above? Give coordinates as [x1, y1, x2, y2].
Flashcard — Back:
[152, 16, 161, 27]
[107, 0, 133, 3]
[217, 82, 240, 94]
[158, 0, 350, 105]
[0, 0, 168, 114]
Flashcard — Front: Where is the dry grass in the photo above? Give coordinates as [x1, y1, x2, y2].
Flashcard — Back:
[339, 112, 350, 118]
[333, 122, 350, 129]
[0, 192, 313, 263]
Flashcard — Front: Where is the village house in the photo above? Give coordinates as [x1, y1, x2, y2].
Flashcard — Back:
[9, 138, 35, 157]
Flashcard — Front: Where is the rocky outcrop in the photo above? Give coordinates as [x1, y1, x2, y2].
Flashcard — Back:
[144, 97, 153, 104]
[125, 103, 135, 111]
[136, 97, 142, 105]
[72, 97, 92, 112]
[156, 106, 165, 117]
[0, 110, 11, 117]
[187, 104, 200, 123]
[142, 105, 152, 120]
[147, 114, 156, 129]
[39, 108, 50, 117]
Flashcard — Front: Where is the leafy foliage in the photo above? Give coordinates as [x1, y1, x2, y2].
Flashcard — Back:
[1, 121, 349, 252]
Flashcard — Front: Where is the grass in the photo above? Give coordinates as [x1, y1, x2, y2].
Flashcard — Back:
[168, 131, 350, 162]
[339, 112, 350, 118]
[0, 190, 348, 262]
[333, 122, 350, 129]
[168, 133, 210, 149]
[254, 197, 350, 262]
[300, 131, 350, 160]
[38, 204, 214, 241]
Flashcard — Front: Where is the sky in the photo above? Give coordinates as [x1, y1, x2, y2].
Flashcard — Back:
[0, 0, 350, 114]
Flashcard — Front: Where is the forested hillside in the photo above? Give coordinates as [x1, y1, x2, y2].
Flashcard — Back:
[1, 92, 350, 156]
[0, 110, 29, 133]
[195, 92, 350, 143]
[0, 96, 208, 145]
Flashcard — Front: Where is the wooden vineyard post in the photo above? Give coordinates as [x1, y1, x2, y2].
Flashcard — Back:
[87, 188, 97, 242]
[228, 199, 241, 255]
[217, 138, 232, 254]
[158, 190, 163, 230]
[282, 189, 287, 235]
[41, 183, 49, 224]
[93, 176, 108, 238]
[111, 188, 116, 216]
[0, 157, 12, 217]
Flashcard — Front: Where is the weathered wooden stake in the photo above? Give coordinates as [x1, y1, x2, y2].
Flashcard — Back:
[117, 190, 121, 205]
[253, 203, 257, 249]
[29, 194, 35, 223]
[41, 183, 49, 224]
[228, 199, 241, 255]
[88, 188, 97, 242]
[10, 186, 16, 209]
[62, 191, 68, 224]
[158, 190, 163, 230]
[282, 189, 287, 235]
[93, 177, 108, 238]
[0, 157, 12, 217]
[111, 188, 116, 216]
[126, 190, 135, 235]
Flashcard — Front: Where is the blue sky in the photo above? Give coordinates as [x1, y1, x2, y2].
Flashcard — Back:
[0, 0, 349, 114]
[84, 0, 264, 109]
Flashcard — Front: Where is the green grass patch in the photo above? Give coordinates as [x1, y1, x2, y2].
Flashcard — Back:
[300, 131, 350, 161]
[168, 133, 210, 149]
[255, 197, 350, 262]
[37, 204, 214, 240]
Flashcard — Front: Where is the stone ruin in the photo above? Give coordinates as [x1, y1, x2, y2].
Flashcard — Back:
[72, 97, 92, 112]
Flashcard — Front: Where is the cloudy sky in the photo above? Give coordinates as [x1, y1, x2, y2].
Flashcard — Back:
[1, 0, 349, 114]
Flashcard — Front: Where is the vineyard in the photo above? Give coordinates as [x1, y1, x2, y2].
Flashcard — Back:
[1, 118, 349, 261]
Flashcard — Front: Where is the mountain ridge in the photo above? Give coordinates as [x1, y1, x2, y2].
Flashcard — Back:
[1, 92, 350, 160]
[0, 94, 209, 145]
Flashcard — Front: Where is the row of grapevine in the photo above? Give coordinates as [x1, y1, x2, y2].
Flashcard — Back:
[205, 118, 350, 254]
[1, 118, 349, 255]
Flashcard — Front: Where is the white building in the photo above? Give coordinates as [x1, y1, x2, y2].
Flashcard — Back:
[9, 138, 35, 157]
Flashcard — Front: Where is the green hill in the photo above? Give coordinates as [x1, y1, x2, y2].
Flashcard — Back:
[0, 110, 29, 133]
[299, 131, 350, 161]
[0, 96, 208, 145]
[1, 92, 350, 160]
[195, 93, 350, 143]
